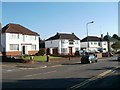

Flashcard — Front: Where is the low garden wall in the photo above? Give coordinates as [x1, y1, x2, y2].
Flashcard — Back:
[49, 57, 81, 62]
[96, 53, 102, 58]
[102, 52, 110, 57]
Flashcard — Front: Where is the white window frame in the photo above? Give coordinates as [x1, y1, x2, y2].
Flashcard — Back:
[28, 35, 36, 40]
[75, 40, 79, 44]
[61, 48, 68, 53]
[9, 44, 19, 51]
[9, 33, 19, 39]
[61, 40, 67, 44]
[31, 45, 36, 51]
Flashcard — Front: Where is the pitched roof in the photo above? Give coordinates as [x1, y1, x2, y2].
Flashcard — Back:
[81, 36, 101, 42]
[46, 33, 80, 41]
[2, 23, 39, 36]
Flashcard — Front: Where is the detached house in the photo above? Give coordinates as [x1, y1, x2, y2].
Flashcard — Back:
[81, 35, 108, 52]
[1, 23, 39, 56]
[45, 33, 80, 55]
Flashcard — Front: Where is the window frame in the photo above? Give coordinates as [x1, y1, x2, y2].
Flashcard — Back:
[31, 45, 36, 51]
[9, 44, 19, 51]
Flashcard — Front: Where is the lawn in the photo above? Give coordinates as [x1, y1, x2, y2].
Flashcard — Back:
[23, 55, 62, 61]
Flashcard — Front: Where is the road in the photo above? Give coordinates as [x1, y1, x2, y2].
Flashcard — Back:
[2, 56, 120, 88]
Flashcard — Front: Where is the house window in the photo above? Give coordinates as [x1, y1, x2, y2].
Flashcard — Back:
[61, 48, 67, 53]
[31, 45, 36, 50]
[23, 35, 25, 41]
[98, 42, 101, 46]
[9, 33, 19, 39]
[75, 48, 79, 51]
[94, 42, 97, 45]
[61, 40, 67, 44]
[75, 41, 79, 44]
[29, 35, 36, 40]
[104, 42, 106, 45]
[10, 44, 19, 51]
[69, 40, 74, 45]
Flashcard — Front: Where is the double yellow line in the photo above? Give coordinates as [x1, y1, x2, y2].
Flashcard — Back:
[67, 66, 120, 90]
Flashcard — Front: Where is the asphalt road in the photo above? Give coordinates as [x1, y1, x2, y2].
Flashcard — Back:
[2, 56, 120, 88]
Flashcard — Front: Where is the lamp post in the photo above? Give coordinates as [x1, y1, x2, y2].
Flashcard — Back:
[86, 21, 94, 52]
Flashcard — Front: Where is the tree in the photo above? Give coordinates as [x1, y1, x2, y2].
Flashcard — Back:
[111, 42, 120, 52]
[112, 34, 120, 41]
[39, 37, 45, 48]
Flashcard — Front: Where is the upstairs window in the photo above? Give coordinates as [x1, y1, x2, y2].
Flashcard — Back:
[69, 40, 74, 45]
[94, 42, 97, 45]
[91, 42, 93, 45]
[98, 42, 101, 46]
[9, 33, 19, 39]
[61, 40, 67, 44]
[104, 42, 106, 45]
[28, 35, 36, 40]
[75, 41, 79, 44]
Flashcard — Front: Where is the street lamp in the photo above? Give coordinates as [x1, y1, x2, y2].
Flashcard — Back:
[86, 21, 94, 52]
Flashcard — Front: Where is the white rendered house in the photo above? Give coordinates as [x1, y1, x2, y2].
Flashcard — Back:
[45, 33, 80, 55]
[1, 23, 39, 56]
[81, 36, 108, 52]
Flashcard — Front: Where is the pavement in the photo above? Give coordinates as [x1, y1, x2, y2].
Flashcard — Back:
[1, 56, 116, 70]
[2, 59, 82, 69]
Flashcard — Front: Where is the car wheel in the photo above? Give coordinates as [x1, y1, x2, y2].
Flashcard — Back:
[81, 60, 84, 64]
[95, 60, 98, 63]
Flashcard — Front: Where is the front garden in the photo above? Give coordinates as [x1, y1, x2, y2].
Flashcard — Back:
[22, 55, 62, 62]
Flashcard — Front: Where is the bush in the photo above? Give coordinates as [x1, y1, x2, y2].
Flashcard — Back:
[36, 51, 44, 56]
[22, 54, 29, 58]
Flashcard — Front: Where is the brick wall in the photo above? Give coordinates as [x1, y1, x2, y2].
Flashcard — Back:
[49, 57, 81, 62]
[102, 52, 110, 57]
[3, 51, 22, 56]
[96, 53, 102, 58]
[28, 51, 39, 55]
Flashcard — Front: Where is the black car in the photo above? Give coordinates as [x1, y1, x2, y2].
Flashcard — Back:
[81, 54, 98, 64]
[117, 56, 120, 61]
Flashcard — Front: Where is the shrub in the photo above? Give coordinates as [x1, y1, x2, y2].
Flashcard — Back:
[22, 54, 29, 58]
[36, 51, 44, 56]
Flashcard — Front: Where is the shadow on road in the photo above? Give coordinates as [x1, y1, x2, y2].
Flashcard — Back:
[2, 78, 88, 88]
[82, 70, 120, 88]
[108, 59, 119, 62]
[61, 63, 82, 65]
[2, 73, 120, 88]
[87, 67, 115, 71]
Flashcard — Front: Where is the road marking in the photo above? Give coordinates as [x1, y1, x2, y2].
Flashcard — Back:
[49, 65, 63, 68]
[24, 70, 57, 77]
[67, 66, 120, 90]
[7, 70, 13, 72]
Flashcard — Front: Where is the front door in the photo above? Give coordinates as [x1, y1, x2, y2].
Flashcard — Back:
[69, 47, 72, 55]
[46, 48, 50, 55]
[22, 46, 25, 54]
[53, 48, 58, 55]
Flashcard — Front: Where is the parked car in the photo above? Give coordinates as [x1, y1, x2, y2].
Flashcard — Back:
[117, 56, 120, 61]
[81, 54, 98, 64]
[90, 50, 99, 53]
[75, 50, 85, 56]
[109, 52, 114, 56]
